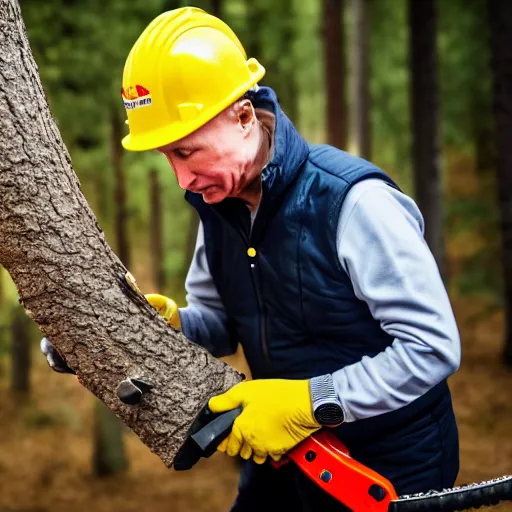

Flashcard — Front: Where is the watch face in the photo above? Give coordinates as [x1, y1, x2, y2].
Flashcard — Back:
[314, 403, 344, 427]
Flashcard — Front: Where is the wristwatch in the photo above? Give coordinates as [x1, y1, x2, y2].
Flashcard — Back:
[309, 374, 345, 427]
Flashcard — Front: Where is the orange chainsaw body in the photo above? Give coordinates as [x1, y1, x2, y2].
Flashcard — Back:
[272, 430, 399, 512]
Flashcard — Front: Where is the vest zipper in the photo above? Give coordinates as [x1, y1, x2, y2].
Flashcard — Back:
[248, 252, 269, 362]
[238, 225, 270, 364]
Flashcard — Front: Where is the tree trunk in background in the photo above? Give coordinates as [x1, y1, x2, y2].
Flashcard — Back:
[92, 383, 128, 476]
[211, 0, 221, 17]
[92, 399, 128, 476]
[10, 303, 31, 398]
[245, 1, 264, 71]
[279, 0, 299, 125]
[472, 92, 496, 175]
[0, 266, 4, 309]
[149, 169, 165, 291]
[487, 0, 512, 367]
[0, 0, 242, 468]
[408, 0, 444, 278]
[0, 268, 4, 377]
[322, 0, 347, 149]
[111, 107, 130, 269]
[94, 169, 111, 225]
[349, 0, 371, 160]
[244, 0, 298, 123]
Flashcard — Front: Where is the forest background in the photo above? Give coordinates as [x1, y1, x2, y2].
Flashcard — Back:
[1, 0, 511, 511]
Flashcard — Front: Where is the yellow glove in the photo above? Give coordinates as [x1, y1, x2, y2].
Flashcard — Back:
[145, 293, 180, 329]
[208, 379, 321, 464]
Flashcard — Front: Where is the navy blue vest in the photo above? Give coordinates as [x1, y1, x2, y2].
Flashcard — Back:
[186, 87, 457, 469]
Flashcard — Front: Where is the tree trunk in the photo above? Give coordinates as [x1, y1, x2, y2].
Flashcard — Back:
[349, 0, 371, 160]
[149, 169, 165, 291]
[487, 0, 512, 366]
[0, 265, 4, 308]
[278, 0, 299, 125]
[245, 0, 264, 72]
[211, 0, 222, 17]
[92, 399, 128, 476]
[408, 0, 444, 277]
[10, 303, 31, 397]
[0, 0, 242, 468]
[0, 267, 5, 378]
[92, 395, 127, 476]
[322, 0, 347, 149]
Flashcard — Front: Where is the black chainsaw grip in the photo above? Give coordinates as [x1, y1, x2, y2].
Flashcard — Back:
[389, 476, 512, 512]
[173, 405, 243, 471]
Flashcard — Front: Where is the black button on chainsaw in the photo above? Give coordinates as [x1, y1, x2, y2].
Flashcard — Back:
[368, 484, 387, 502]
[305, 450, 316, 462]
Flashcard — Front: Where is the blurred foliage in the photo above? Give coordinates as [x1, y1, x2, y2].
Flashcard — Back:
[3, 0, 500, 314]
[437, 0, 501, 311]
[22, 401, 83, 431]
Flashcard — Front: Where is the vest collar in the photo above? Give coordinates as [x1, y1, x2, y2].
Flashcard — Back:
[245, 86, 310, 202]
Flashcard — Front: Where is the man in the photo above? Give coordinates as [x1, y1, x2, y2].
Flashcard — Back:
[42, 6, 461, 511]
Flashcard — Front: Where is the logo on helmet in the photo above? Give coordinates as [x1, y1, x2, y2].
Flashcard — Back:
[121, 85, 152, 110]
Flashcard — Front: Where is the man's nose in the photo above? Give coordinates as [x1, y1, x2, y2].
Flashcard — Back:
[166, 155, 195, 190]
[175, 167, 196, 190]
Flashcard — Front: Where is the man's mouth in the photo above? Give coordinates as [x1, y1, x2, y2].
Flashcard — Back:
[198, 185, 218, 194]
[189, 185, 210, 193]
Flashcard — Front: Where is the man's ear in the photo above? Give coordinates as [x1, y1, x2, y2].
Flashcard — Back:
[236, 99, 256, 135]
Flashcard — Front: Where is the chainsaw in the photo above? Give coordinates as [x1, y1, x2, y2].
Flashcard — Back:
[174, 405, 512, 512]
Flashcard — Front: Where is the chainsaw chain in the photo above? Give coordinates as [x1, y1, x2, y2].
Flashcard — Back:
[389, 475, 512, 512]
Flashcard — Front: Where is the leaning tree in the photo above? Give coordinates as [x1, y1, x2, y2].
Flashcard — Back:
[0, 0, 242, 468]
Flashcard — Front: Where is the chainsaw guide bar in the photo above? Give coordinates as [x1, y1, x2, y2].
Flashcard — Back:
[390, 475, 512, 511]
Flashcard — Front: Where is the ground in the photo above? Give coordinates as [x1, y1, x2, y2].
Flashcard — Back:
[0, 295, 511, 511]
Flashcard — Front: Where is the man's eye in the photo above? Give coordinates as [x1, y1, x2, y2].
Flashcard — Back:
[174, 149, 194, 158]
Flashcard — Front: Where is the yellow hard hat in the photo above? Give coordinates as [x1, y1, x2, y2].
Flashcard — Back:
[121, 7, 266, 152]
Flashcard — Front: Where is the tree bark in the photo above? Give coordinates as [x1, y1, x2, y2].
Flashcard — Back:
[408, 0, 444, 277]
[322, 0, 347, 149]
[487, 0, 512, 366]
[0, 0, 242, 468]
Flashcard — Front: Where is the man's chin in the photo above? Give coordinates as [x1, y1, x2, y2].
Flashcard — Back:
[202, 187, 227, 204]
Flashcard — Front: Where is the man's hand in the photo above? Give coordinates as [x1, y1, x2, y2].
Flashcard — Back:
[208, 379, 321, 464]
[41, 293, 180, 375]
[145, 293, 180, 329]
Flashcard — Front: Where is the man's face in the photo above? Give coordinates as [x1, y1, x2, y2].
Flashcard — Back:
[156, 105, 259, 204]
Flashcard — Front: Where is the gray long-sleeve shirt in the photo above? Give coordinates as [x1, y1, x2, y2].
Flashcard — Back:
[179, 178, 461, 423]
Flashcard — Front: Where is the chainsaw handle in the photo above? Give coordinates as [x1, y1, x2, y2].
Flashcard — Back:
[173, 405, 243, 470]
[280, 430, 398, 511]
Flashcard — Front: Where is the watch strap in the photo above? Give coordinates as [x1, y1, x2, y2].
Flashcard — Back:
[310, 374, 344, 420]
